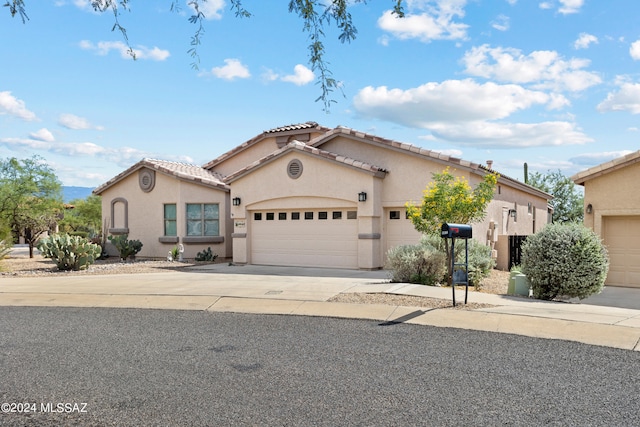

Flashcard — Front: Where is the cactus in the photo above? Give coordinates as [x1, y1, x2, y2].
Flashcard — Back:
[107, 234, 143, 261]
[195, 247, 217, 262]
[37, 234, 101, 271]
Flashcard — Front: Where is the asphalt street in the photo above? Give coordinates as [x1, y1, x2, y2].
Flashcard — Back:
[1, 307, 639, 426]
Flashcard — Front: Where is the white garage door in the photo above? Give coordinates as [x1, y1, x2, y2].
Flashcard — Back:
[384, 208, 422, 258]
[603, 216, 640, 288]
[251, 209, 358, 269]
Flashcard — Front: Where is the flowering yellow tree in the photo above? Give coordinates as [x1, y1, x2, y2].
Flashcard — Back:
[406, 167, 499, 285]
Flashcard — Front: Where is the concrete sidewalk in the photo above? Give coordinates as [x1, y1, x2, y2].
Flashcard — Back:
[1, 262, 639, 351]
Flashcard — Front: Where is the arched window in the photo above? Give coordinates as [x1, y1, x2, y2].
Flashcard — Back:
[109, 197, 129, 234]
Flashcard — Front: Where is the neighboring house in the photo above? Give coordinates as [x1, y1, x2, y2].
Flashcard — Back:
[572, 151, 640, 288]
[94, 122, 551, 269]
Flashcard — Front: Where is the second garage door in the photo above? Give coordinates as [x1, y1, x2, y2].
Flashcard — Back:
[251, 209, 358, 269]
[603, 216, 640, 288]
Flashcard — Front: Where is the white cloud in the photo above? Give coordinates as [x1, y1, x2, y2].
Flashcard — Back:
[491, 14, 510, 32]
[29, 128, 55, 142]
[0, 137, 193, 168]
[462, 44, 601, 92]
[353, 79, 589, 148]
[539, 0, 584, 14]
[558, 0, 584, 14]
[377, 0, 469, 43]
[597, 81, 640, 114]
[574, 33, 598, 49]
[425, 120, 592, 147]
[79, 40, 170, 61]
[280, 65, 315, 86]
[188, 0, 225, 20]
[569, 151, 634, 166]
[206, 59, 251, 80]
[58, 113, 104, 130]
[630, 40, 640, 60]
[354, 79, 560, 127]
[0, 91, 37, 121]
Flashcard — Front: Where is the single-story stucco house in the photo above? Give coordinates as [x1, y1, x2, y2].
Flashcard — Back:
[572, 150, 640, 288]
[93, 122, 552, 270]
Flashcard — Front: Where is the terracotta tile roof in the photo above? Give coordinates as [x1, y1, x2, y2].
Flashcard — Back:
[571, 150, 640, 185]
[224, 140, 388, 183]
[202, 121, 332, 170]
[264, 121, 323, 133]
[93, 158, 229, 195]
[311, 126, 551, 199]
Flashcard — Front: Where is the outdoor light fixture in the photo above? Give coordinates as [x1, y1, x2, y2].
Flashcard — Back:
[586, 204, 593, 214]
[232, 197, 241, 206]
[358, 192, 367, 202]
[509, 209, 517, 218]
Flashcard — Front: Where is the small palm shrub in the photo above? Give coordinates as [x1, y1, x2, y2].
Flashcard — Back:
[521, 223, 609, 300]
[37, 233, 101, 271]
[385, 243, 447, 285]
[107, 234, 143, 261]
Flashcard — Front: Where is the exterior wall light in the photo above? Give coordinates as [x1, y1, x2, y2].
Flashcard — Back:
[232, 197, 241, 206]
[586, 204, 593, 214]
[358, 192, 367, 202]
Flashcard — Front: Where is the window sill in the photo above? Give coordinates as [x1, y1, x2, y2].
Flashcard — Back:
[158, 236, 179, 243]
[182, 236, 224, 244]
[109, 228, 129, 235]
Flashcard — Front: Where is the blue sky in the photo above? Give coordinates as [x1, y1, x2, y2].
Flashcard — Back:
[1, 0, 639, 187]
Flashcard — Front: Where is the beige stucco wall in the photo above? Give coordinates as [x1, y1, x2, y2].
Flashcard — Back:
[320, 136, 549, 267]
[211, 131, 327, 177]
[229, 149, 384, 269]
[581, 163, 640, 235]
[100, 169, 231, 260]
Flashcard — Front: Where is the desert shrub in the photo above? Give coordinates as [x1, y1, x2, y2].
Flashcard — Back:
[385, 241, 447, 285]
[107, 234, 143, 261]
[37, 233, 101, 271]
[521, 223, 609, 300]
[195, 247, 217, 262]
[0, 239, 11, 260]
[464, 240, 496, 289]
[420, 234, 495, 288]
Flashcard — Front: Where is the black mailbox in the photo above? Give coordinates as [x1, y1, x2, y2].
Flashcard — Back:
[441, 223, 472, 239]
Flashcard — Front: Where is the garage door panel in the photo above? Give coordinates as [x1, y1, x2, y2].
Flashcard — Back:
[603, 216, 640, 288]
[251, 210, 358, 269]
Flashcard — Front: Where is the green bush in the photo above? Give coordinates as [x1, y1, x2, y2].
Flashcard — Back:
[195, 247, 217, 262]
[37, 233, 101, 271]
[464, 239, 496, 290]
[422, 234, 495, 288]
[385, 243, 446, 285]
[521, 223, 609, 300]
[107, 234, 143, 261]
[0, 239, 11, 260]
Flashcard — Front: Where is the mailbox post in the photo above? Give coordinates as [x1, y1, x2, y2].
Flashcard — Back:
[441, 223, 472, 306]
